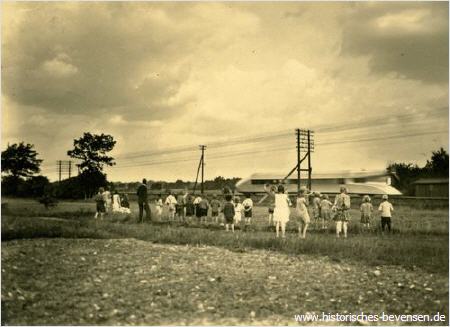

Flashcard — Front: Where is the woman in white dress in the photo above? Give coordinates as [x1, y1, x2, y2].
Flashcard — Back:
[265, 184, 292, 238]
[112, 191, 121, 212]
[112, 190, 131, 215]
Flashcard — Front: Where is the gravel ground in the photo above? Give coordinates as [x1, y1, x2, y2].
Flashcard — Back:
[2, 238, 448, 325]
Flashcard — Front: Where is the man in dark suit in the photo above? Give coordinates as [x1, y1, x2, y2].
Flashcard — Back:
[137, 179, 151, 223]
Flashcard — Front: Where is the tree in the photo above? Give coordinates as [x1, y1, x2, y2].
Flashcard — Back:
[425, 148, 449, 177]
[387, 148, 449, 195]
[67, 132, 116, 172]
[1, 142, 42, 178]
[67, 132, 115, 198]
[387, 162, 422, 195]
[25, 175, 50, 197]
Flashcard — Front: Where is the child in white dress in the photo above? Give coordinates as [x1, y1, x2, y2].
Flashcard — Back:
[112, 191, 121, 212]
[155, 195, 163, 219]
[102, 187, 112, 213]
[296, 188, 310, 239]
[234, 196, 243, 225]
[165, 192, 177, 221]
[242, 194, 253, 230]
[272, 185, 291, 238]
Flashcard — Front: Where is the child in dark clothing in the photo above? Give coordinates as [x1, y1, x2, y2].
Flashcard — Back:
[222, 194, 235, 232]
[94, 187, 105, 220]
[120, 193, 130, 209]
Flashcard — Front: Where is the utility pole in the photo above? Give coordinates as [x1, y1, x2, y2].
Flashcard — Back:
[282, 129, 314, 193]
[296, 129, 301, 195]
[57, 160, 62, 182]
[307, 130, 312, 190]
[199, 145, 206, 195]
[56, 160, 73, 181]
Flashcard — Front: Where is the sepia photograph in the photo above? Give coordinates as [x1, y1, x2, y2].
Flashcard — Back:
[1, 1, 449, 325]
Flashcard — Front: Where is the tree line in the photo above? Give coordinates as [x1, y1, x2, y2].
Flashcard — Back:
[1, 133, 241, 199]
[388, 147, 448, 195]
[2, 132, 115, 199]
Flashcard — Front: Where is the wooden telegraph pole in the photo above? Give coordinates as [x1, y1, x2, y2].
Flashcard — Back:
[57, 160, 62, 182]
[200, 145, 206, 195]
[307, 130, 312, 190]
[56, 160, 73, 182]
[296, 129, 301, 195]
[285, 129, 314, 193]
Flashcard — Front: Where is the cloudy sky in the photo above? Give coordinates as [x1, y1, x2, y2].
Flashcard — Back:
[2, 1, 448, 182]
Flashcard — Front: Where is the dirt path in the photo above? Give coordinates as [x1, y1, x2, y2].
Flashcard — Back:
[2, 239, 448, 325]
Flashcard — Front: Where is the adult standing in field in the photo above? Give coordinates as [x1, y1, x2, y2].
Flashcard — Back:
[333, 186, 351, 238]
[137, 179, 151, 223]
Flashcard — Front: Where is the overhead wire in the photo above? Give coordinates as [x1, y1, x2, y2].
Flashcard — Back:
[109, 128, 447, 169]
[114, 107, 447, 163]
[38, 107, 447, 174]
[112, 115, 447, 167]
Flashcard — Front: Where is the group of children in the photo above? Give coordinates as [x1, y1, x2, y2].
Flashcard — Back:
[94, 185, 395, 238]
[266, 184, 394, 239]
[94, 187, 131, 220]
[153, 192, 254, 230]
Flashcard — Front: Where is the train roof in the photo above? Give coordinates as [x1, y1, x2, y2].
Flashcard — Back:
[248, 170, 394, 180]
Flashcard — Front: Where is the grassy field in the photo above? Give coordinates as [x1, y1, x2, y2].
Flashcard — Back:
[3, 197, 449, 235]
[1, 198, 449, 325]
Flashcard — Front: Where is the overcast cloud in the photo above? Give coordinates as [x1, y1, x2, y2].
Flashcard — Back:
[2, 2, 448, 182]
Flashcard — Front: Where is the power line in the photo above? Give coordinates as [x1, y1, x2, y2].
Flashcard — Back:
[114, 130, 292, 160]
[113, 119, 446, 167]
[109, 129, 447, 169]
[114, 107, 446, 162]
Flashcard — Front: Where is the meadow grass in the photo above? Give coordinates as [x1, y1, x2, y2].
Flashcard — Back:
[2, 198, 448, 325]
[3, 197, 448, 234]
[2, 198, 448, 274]
[2, 215, 448, 274]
